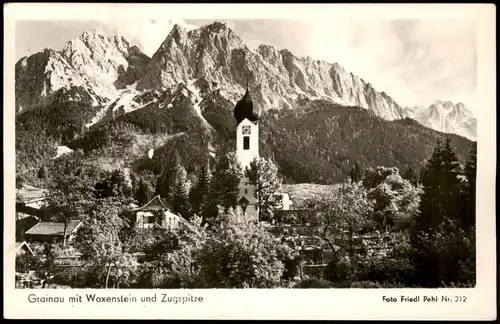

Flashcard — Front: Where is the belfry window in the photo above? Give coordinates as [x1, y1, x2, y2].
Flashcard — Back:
[243, 136, 250, 150]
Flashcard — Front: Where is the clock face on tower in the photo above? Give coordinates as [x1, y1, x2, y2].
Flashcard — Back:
[242, 126, 251, 135]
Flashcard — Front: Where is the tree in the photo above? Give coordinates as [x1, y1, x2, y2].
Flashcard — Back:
[308, 180, 374, 281]
[43, 164, 97, 246]
[195, 208, 295, 288]
[411, 138, 470, 287]
[155, 152, 182, 202]
[416, 138, 462, 235]
[16, 174, 24, 189]
[368, 172, 422, 231]
[136, 208, 296, 288]
[349, 161, 363, 182]
[356, 230, 415, 285]
[94, 168, 132, 200]
[133, 172, 155, 206]
[171, 165, 191, 220]
[439, 137, 463, 221]
[362, 166, 399, 190]
[73, 198, 135, 288]
[134, 178, 152, 206]
[206, 152, 243, 223]
[37, 166, 47, 180]
[402, 166, 419, 186]
[189, 163, 212, 217]
[246, 157, 283, 221]
[460, 143, 476, 232]
[136, 215, 208, 288]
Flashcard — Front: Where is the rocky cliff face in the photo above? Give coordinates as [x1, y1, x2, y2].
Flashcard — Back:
[15, 21, 476, 140]
[136, 22, 405, 120]
[15, 30, 150, 114]
[404, 101, 477, 140]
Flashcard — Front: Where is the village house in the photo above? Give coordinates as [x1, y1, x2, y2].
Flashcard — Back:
[25, 219, 83, 243]
[134, 195, 187, 230]
[16, 185, 47, 220]
[15, 241, 35, 257]
[16, 215, 41, 241]
[15, 241, 37, 281]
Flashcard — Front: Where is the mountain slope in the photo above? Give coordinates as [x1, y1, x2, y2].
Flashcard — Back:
[57, 90, 474, 186]
[260, 100, 474, 184]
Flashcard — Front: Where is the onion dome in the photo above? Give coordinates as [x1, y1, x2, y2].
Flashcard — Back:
[234, 89, 260, 124]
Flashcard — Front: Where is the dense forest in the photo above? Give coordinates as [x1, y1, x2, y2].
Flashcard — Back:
[260, 100, 473, 184]
[15, 86, 103, 173]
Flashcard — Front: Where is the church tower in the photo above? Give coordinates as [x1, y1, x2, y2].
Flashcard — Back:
[234, 87, 260, 221]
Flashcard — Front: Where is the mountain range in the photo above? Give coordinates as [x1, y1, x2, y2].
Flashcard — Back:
[15, 22, 476, 139]
[14, 21, 476, 185]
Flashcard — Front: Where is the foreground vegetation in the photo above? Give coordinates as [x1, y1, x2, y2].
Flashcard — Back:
[17, 137, 476, 289]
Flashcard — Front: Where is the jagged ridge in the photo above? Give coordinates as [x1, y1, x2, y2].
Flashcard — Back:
[135, 22, 405, 121]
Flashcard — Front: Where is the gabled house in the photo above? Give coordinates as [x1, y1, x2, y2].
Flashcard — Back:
[16, 185, 47, 222]
[16, 215, 41, 241]
[135, 195, 187, 230]
[15, 241, 35, 257]
[15, 241, 36, 274]
[25, 219, 83, 243]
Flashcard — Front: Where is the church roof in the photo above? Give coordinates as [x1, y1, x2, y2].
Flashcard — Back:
[135, 195, 174, 212]
[234, 89, 260, 124]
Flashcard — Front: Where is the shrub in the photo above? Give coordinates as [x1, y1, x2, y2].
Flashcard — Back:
[348, 281, 406, 288]
[294, 278, 334, 288]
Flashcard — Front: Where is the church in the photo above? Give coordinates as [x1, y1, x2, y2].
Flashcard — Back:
[232, 86, 290, 222]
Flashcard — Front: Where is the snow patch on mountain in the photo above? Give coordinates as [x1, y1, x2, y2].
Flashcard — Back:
[187, 79, 214, 131]
[52, 145, 74, 159]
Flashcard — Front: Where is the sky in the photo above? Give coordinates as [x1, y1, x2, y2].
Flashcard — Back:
[15, 18, 477, 110]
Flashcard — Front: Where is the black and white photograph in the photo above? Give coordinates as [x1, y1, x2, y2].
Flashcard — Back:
[4, 3, 496, 320]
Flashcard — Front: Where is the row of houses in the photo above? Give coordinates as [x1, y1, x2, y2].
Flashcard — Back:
[16, 188, 187, 244]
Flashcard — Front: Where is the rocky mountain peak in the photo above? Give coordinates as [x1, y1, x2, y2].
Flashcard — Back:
[135, 23, 408, 120]
[406, 101, 476, 140]
[15, 30, 150, 114]
[202, 21, 230, 32]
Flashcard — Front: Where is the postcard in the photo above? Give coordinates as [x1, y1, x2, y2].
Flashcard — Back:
[3, 3, 497, 320]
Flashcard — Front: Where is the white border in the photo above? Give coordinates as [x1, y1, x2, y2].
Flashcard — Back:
[3, 3, 497, 320]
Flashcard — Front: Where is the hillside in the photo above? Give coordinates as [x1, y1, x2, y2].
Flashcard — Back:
[259, 100, 474, 184]
[17, 87, 474, 188]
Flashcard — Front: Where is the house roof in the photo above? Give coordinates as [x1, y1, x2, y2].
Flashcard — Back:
[25, 220, 82, 236]
[135, 195, 174, 212]
[16, 203, 44, 216]
[16, 185, 48, 202]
